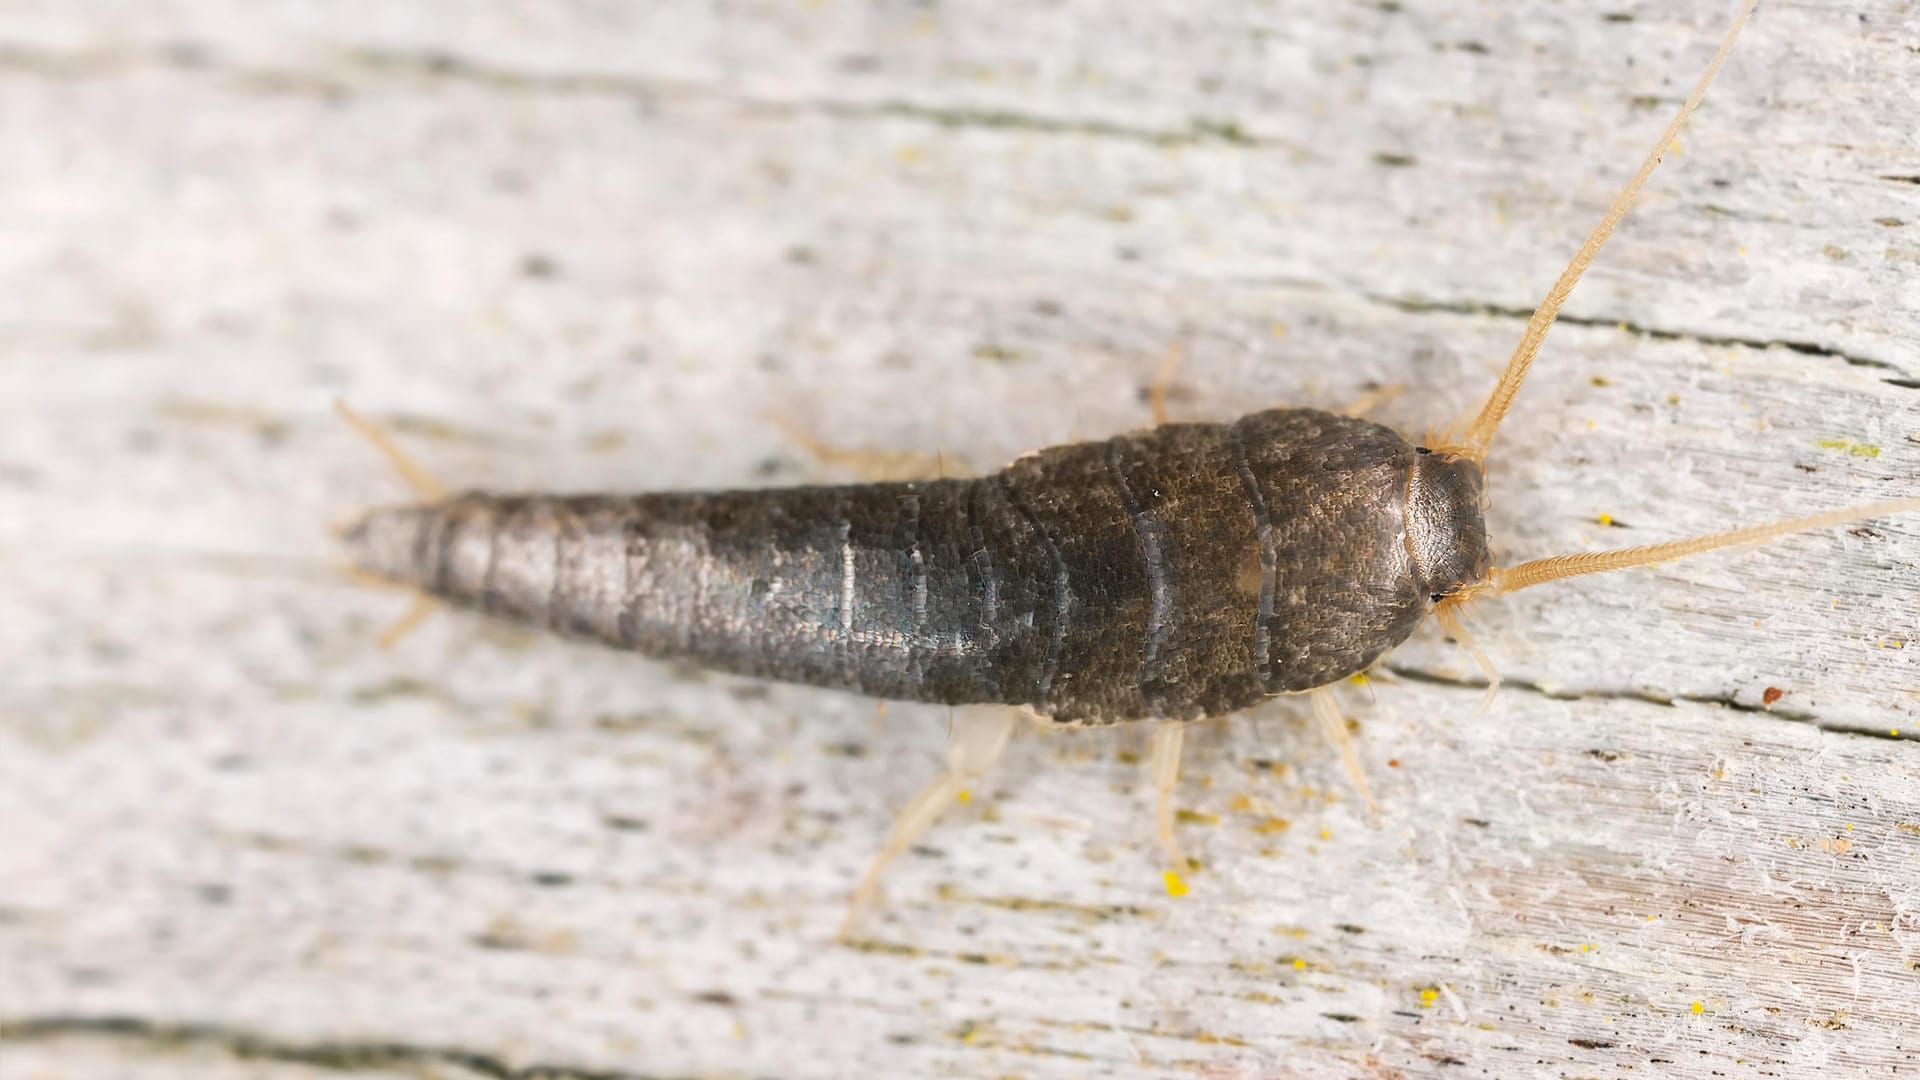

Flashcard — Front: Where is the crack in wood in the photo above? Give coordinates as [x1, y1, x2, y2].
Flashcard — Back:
[0, 1016, 690, 1080]
[1382, 662, 1914, 742]
[0, 41, 1281, 152]
[1364, 293, 1917, 387]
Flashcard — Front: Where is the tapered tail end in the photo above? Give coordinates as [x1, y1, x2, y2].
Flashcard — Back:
[339, 505, 438, 588]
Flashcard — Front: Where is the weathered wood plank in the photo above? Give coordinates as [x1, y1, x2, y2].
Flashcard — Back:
[2, 1, 1917, 1077]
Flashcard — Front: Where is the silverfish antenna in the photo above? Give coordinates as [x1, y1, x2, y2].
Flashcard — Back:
[1486, 497, 1920, 596]
[1447, 0, 1757, 463]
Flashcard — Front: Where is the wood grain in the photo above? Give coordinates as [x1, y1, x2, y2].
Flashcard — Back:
[3, 1, 1918, 1077]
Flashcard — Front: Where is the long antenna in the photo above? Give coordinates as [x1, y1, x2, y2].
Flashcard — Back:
[1449, 0, 1758, 462]
[1488, 497, 1920, 595]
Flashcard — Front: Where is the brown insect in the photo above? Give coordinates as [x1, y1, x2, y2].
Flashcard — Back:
[339, 0, 1916, 935]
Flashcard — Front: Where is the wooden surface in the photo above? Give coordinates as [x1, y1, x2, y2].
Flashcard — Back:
[4, 1, 1920, 1077]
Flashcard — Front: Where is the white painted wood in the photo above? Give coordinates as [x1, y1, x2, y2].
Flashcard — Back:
[3, 1, 1918, 1077]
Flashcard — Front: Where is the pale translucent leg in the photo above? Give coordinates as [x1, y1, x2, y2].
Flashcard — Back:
[1338, 382, 1405, 419]
[766, 411, 963, 482]
[1148, 348, 1183, 426]
[839, 706, 1017, 941]
[1249, 382, 1400, 423]
[1309, 687, 1380, 816]
[1435, 603, 1503, 717]
[1148, 722, 1192, 876]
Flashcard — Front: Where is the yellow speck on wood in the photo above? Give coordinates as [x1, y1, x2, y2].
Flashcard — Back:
[1419, 988, 1439, 1008]
[956, 789, 971, 804]
[1269, 321, 1289, 340]
[1319, 828, 1332, 841]
[1163, 870, 1189, 898]
[1254, 816, 1291, 836]
[1814, 437, 1882, 458]
[1292, 957, 1308, 971]
[1691, 1000, 1705, 1015]
[1595, 513, 1613, 526]
[1176, 809, 1219, 825]
[1228, 793, 1255, 813]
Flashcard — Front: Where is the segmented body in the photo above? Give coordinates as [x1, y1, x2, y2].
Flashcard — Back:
[347, 408, 1488, 725]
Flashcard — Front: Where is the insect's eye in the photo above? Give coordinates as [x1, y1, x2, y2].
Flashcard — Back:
[1430, 593, 1444, 603]
[1415, 446, 1432, 455]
